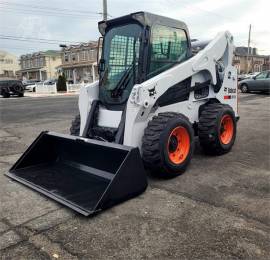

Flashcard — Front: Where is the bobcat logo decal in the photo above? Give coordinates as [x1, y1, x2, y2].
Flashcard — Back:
[148, 86, 157, 97]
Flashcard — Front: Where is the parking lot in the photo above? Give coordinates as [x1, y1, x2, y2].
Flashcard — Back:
[0, 93, 269, 259]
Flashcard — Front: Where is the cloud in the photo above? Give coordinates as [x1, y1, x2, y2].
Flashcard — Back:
[207, 0, 270, 53]
[15, 16, 51, 39]
[0, 0, 269, 55]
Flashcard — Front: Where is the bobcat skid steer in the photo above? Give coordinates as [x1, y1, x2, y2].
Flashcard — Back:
[6, 12, 239, 216]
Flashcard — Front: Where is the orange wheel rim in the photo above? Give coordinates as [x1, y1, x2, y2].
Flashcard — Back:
[167, 126, 190, 164]
[220, 115, 234, 145]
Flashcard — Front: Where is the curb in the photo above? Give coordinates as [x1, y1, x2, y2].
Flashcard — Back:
[24, 92, 79, 98]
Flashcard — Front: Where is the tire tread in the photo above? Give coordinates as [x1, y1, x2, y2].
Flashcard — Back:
[142, 112, 192, 176]
[198, 103, 236, 155]
[70, 114, 80, 136]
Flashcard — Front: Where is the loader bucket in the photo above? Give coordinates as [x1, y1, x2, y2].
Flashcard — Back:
[6, 132, 147, 216]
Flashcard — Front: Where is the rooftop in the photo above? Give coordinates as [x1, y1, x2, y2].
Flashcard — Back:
[62, 41, 98, 51]
[235, 46, 270, 57]
[0, 50, 18, 59]
[20, 50, 61, 59]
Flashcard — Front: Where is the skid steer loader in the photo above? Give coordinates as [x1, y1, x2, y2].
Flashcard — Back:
[6, 12, 239, 216]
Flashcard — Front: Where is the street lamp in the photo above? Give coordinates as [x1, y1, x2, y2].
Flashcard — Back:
[58, 44, 67, 77]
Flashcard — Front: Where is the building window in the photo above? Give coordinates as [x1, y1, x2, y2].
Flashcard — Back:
[254, 64, 261, 72]
[39, 57, 45, 67]
[64, 53, 69, 62]
[89, 49, 95, 60]
[4, 59, 13, 64]
[71, 53, 76, 61]
[80, 50, 87, 61]
[65, 69, 72, 79]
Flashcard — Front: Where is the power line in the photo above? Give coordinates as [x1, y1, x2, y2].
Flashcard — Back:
[0, 45, 41, 51]
[0, 7, 101, 19]
[0, 37, 61, 45]
[0, 35, 81, 44]
[0, 36, 79, 45]
[168, 0, 233, 23]
[0, 1, 102, 16]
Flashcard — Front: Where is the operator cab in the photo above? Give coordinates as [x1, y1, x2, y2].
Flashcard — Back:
[98, 11, 192, 110]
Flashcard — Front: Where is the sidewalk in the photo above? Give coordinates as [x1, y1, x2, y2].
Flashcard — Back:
[24, 91, 79, 98]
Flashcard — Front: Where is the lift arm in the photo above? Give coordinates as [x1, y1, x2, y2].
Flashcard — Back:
[124, 31, 236, 147]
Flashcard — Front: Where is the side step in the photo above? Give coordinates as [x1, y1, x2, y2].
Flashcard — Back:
[6, 132, 147, 216]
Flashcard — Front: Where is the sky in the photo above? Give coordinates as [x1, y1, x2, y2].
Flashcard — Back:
[0, 0, 269, 57]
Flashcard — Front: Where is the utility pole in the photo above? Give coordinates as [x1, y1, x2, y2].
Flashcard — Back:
[102, 0, 108, 21]
[246, 24, 251, 73]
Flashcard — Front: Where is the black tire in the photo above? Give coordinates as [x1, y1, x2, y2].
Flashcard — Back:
[13, 84, 23, 95]
[18, 92, 24, 97]
[198, 103, 236, 155]
[33, 87, 36, 92]
[2, 91, 10, 98]
[241, 84, 249, 93]
[142, 112, 194, 177]
[70, 114, 80, 136]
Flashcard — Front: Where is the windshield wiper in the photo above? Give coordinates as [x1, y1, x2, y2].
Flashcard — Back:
[111, 62, 135, 98]
[99, 66, 109, 87]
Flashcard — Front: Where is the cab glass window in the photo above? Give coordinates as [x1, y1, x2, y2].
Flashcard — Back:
[148, 25, 188, 79]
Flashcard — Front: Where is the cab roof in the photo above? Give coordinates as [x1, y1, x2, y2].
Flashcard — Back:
[98, 11, 189, 36]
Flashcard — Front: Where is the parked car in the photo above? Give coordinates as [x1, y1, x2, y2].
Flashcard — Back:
[238, 70, 270, 93]
[43, 79, 57, 85]
[238, 74, 248, 81]
[238, 72, 260, 82]
[30, 79, 57, 92]
[0, 78, 24, 98]
[245, 72, 260, 79]
[23, 79, 40, 91]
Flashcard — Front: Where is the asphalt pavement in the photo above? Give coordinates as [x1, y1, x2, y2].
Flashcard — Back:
[0, 93, 269, 259]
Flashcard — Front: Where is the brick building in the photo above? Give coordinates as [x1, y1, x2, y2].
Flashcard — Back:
[58, 42, 98, 84]
[233, 47, 270, 74]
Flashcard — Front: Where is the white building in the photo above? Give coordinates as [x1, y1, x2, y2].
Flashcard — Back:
[19, 50, 62, 81]
[0, 50, 20, 78]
